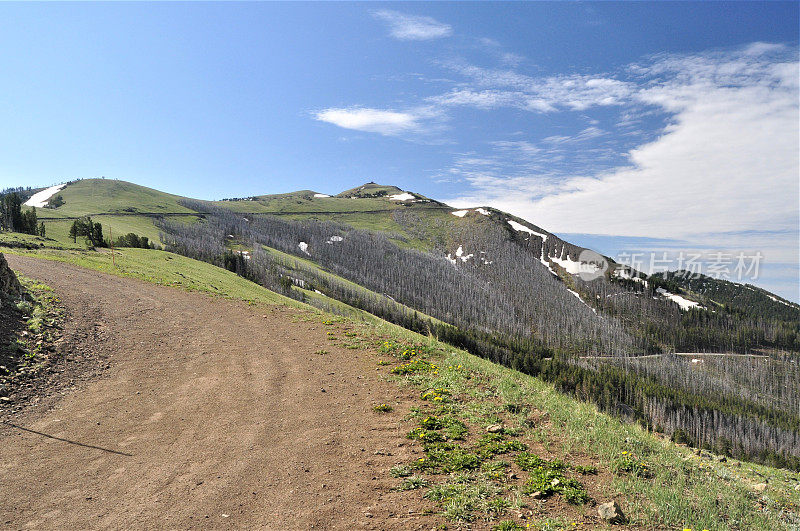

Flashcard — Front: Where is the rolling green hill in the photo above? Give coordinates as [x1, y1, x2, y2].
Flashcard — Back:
[27, 179, 203, 247]
[36, 179, 195, 217]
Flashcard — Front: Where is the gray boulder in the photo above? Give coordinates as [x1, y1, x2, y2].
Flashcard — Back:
[598, 500, 626, 524]
[0, 253, 21, 298]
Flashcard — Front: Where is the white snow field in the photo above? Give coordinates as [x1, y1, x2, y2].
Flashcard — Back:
[507, 220, 548, 241]
[23, 184, 66, 208]
[389, 192, 415, 201]
[656, 287, 701, 311]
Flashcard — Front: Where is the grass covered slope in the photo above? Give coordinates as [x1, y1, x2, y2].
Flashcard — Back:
[207, 183, 456, 250]
[0, 231, 84, 250]
[4, 244, 799, 529]
[36, 179, 197, 218]
[28, 179, 203, 249]
[2, 247, 299, 307]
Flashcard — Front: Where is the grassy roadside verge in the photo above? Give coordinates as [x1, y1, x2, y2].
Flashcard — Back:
[1, 275, 64, 401]
[6, 245, 800, 529]
[3, 247, 304, 308]
[332, 319, 800, 530]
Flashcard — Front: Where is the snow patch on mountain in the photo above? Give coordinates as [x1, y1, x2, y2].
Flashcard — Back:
[298, 242, 310, 255]
[451, 210, 469, 217]
[613, 267, 647, 285]
[539, 249, 559, 277]
[507, 220, 547, 241]
[389, 192, 415, 201]
[656, 288, 701, 311]
[475, 208, 490, 216]
[447, 245, 474, 264]
[550, 250, 599, 275]
[455, 246, 473, 262]
[326, 235, 343, 244]
[313, 193, 330, 198]
[767, 294, 797, 308]
[567, 288, 597, 314]
[24, 184, 66, 208]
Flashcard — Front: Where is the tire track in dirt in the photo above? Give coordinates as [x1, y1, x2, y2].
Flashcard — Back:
[0, 255, 438, 530]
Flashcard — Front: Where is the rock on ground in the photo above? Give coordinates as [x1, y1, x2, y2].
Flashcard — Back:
[598, 500, 626, 524]
[0, 253, 22, 298]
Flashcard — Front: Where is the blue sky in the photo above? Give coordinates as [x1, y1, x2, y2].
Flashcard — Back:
[1, 2, 797, 301]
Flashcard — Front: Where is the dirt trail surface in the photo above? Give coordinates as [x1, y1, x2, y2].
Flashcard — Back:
[1, 255, 437, 530]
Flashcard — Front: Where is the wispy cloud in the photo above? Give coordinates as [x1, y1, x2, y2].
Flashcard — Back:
[314, 107, 420, 136]
[429, 64, 635, 113]
[475, 37, 525, 67]
[373, 10, 452, 41]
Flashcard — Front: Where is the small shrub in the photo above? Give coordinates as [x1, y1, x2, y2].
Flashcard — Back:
[422, 442, 481, 473]
[390, 464, 413, 477]
[396, 476, 429, 491]
[485, 497, 510, 517]
[479, 441, 527, 459]
[392, 358, 438, 375]
[521, 468, 562, 496]
[444, 418, 468, 440]
[612, 453, 652, 478]
[407, 427, 445, 442]
[441, 448, 482, 473]
[419, 415, 444, 430]
[373, 404, 393, 413]
[515, 452, 566, 472]
[492, 521, 524, 531]
[562, 482, 590, 505]
[421, 387, 451, 402]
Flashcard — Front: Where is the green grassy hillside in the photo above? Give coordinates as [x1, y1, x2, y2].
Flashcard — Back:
[28, 179, 202, 248]
[37, 179, 195, 217]
[209, 182, 457, 250]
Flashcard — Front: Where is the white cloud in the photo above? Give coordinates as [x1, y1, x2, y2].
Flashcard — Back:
[315, 107, 420, 136]
[373, 10, 452, 41]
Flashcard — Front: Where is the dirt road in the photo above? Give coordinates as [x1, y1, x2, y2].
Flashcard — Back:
[0, 255, 436, 530]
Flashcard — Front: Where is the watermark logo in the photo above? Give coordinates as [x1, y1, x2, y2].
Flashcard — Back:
[572, 250, 764, 282]
[614, 251, 764, 281]
[577, 249, 609, 281]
